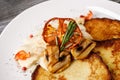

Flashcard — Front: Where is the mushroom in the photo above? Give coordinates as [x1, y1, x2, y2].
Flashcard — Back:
[43, 45, 71, 73]
[71, 39, 96, 60]
[44, 45, 59, 66]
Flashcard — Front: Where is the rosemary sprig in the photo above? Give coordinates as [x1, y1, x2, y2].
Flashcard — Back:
[60, 21, 77, 52]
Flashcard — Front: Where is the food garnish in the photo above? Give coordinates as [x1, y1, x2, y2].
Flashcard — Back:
[22, 67, 27, 71]
[60, 21, 77, 51]
[80, 10, 93, 20]
[42, 17, 83, 51]
[29, 34, 33, 38]
[15, 50, 30, 61]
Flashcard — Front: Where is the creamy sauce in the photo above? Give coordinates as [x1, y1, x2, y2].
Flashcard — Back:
[16, 30, 47, 70]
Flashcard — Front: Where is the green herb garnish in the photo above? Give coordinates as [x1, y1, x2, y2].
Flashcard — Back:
[60, 21, 77, 52]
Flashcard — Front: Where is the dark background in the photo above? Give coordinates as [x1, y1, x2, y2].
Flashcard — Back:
[0, 0, 119, 33]
[0, 0, 47, 33]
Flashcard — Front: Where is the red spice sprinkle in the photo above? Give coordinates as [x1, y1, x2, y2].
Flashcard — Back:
[22, 67, 27, 71]
[29, 34, 33, 38]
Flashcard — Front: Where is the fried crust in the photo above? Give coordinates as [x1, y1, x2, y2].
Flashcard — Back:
[94, 39, 120, 80]
[32, 54, 111, 80]
[84, 18, 120, 41]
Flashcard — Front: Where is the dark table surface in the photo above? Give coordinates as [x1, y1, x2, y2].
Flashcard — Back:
[0, 0, 120, 34]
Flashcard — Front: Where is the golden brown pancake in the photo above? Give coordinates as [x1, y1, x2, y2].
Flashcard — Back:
[84, 18, 120, 41]
[32, 54, 111, 80]
[94, 39, 120, 80]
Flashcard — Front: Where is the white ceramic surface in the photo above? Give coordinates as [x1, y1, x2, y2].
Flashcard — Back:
[0, 0, 120, 80]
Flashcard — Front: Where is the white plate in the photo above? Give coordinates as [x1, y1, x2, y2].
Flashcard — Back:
[0, 0, 120, 80]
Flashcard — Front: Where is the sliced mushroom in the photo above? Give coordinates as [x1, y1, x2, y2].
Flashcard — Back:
[43, 45, 71, 73]
[44, 45, 59, 66]
[71, 39, 96, 60]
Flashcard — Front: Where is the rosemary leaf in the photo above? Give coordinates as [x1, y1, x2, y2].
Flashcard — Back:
[60, 21, 77, 51]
